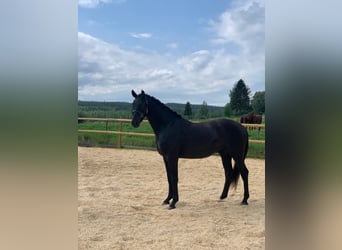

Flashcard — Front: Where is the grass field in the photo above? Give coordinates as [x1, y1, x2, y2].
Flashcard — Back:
[78, 119, 265, 159]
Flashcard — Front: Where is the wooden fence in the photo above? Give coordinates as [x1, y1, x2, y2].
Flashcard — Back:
[78, 118, 265, 148]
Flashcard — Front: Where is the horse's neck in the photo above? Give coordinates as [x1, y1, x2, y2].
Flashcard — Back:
[146, 98, 179, 135]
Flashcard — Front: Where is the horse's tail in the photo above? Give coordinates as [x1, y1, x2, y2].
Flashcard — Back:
[230, 165, 240, 189]
[231, 133, 249, 188]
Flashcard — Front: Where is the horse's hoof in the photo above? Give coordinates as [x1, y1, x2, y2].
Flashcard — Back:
[169, 204, 176, 210]
[162, 201, 169, 205]
[240, 201, 248, 205]
[220, 194, 227, 200]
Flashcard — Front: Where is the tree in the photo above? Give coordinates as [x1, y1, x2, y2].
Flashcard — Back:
[183, 101, 193, 118]
[198, 101, 209, 119]
[224, 103, 232, 117]
[229, 79, 252, 115]
[251, 91, 265, 115]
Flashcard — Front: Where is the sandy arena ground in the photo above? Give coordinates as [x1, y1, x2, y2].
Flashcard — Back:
[78, 147, 265, 249]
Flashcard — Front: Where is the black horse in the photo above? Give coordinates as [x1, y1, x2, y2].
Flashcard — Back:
[131, 90, 249, 209]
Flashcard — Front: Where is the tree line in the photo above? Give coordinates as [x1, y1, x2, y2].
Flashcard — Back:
[78, 100, 225, 119]
[183, 79, 265, 119]
[78, 79, 264, 120]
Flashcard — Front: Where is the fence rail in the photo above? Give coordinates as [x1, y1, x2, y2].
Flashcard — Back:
[78, 118, 265, 147]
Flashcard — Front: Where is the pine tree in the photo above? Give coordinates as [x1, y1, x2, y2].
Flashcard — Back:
[229, 79, 252, 115]
[251, 91, 265, 115]
[198, 101, 209, 120]
[183, 101, 193, 118]
[224, 103, 232, 117]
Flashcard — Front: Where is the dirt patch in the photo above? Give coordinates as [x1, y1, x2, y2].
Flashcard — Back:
[79, 147, 265, 249]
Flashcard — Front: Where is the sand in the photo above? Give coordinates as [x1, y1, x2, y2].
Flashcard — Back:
[78, 147, 265, 249]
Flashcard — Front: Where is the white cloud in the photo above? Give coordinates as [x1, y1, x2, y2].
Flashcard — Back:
[140, 69, 174, 80]
[129, 32, 152, 39]
[177, 50, 212, 72]
[78, 32, 178, 101]
[79, 85, 113, 96]
[209, 0, 264, 55]
[78, 0, 125, 8]
[78, 30, 264, 105]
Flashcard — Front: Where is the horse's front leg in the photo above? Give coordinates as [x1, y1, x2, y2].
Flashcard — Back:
[162, 156, 172, 205]
[162, 156, 179, 209]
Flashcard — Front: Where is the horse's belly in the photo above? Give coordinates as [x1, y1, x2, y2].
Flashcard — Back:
[156, 126, 223, 158]
[179, 150, 214, 159]
[179, 140, 220, 159]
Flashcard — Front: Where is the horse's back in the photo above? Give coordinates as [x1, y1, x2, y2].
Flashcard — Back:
[206, 118, 246, 134]
[206, 119, 248, 157]
[172, 118, 248, 159]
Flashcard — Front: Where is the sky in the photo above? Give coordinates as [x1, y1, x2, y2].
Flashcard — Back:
[78, 0, 264, 106]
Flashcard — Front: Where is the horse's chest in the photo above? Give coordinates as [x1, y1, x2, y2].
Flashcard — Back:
[156, 132, 179, 155]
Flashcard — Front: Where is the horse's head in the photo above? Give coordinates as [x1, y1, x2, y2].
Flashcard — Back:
[131, 90, 148, 128]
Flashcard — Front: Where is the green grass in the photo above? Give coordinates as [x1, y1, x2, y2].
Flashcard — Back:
[78, 120, 265, 159]
[78, 121, 156, 148]
[246, 142, 265, 159]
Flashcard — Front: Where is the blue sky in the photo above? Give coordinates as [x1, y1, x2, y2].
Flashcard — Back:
[78, 0, 264, 106]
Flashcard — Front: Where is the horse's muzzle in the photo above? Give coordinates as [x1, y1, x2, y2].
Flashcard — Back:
[131, 117, 143, 128]
[131, 120, 139, 128]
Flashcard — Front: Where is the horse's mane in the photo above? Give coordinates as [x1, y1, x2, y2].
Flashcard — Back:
[146, 94, 182, 119]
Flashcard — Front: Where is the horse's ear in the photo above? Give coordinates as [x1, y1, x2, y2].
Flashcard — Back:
[141, 90, 145, 95]
[132, 90, 138, 98]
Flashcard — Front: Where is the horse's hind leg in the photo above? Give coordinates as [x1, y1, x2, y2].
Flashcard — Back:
[168, 157, 179, 209]
[238, 161, 249, 205]
[219, 152, 233, 200]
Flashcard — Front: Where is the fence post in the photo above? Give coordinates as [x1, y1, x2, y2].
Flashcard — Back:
[118, 121, 123, 148]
